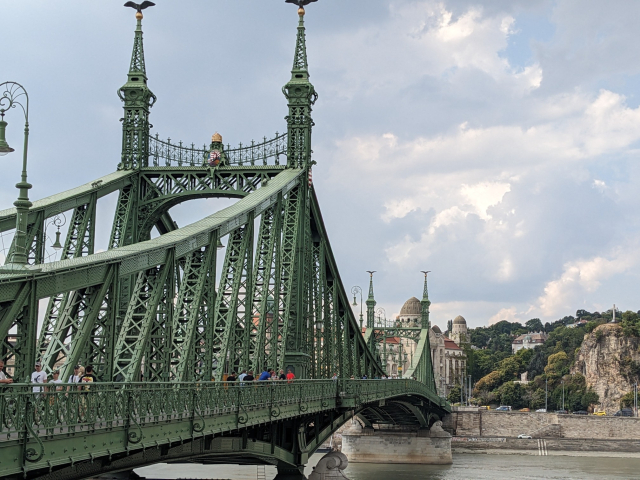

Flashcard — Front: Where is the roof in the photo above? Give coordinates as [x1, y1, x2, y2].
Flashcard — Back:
[444, 338, 461, 350]
[453, 315, 466, 325]
[400, 297, 421, 316]
[512, 332, 547, 344]
[432, 325, 442, 334]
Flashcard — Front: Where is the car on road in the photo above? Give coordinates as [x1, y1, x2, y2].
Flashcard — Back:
[572, 410, 588, 415]
[593, 411, 606, 416]
[517, 434, 533, 439]
[519, 408, 530, 412]
[495, 406, 512, 411]
[535, 408, 547, 413]
[555, 409, 568, 414]
[614, 408, 634, 417]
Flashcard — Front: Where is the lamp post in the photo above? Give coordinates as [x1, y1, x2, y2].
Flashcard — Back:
[351, 285, 363, 330]
[635, 382, 638, 418]
[561, 379, 565, 412]
[545, 377, 548, 412]
[376, 307, 387, 373]
[0, 82, 35, 271]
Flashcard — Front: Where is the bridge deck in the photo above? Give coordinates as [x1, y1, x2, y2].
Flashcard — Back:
[0, 379, 448, 478]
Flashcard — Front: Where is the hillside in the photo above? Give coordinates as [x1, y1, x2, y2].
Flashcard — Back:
[573, 323, 640, 414]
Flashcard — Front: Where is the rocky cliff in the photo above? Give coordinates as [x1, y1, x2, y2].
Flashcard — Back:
[572, 323, 640, 414]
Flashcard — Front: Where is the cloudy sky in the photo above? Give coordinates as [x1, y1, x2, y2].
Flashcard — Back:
[2, 1, 640, 329]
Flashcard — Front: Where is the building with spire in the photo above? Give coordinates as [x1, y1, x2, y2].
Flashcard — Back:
[391, 276, 467, 397]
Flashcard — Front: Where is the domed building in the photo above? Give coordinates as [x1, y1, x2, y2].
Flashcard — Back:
[398, 297, 421, 326]
[430, 323, 466, 398]
[450, 315, 468, 345]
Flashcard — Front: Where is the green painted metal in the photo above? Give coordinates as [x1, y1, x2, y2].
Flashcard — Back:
[421, 271, 431, 328]
[118, 14, 156, 170]
[0, 379, 448, 479]
[0, 5, 449, 478]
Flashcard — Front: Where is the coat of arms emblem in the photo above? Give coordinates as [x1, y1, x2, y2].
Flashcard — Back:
[208, 150, 221, 167]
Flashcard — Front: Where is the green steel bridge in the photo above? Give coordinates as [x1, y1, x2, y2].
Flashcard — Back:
[0, 4, 449, 479]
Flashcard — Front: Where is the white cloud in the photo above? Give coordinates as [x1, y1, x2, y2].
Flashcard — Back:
[488, 307, 521, 326]
[460, 181, 511, 220]
[537, 246, 640, 317]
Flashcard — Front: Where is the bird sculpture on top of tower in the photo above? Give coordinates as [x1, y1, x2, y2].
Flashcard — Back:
[124, 1, 156, 13]
[285, 0, 318, 6]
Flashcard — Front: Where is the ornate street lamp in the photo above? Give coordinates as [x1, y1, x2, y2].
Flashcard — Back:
[0, 82, 36, 271]
[49, 213, 66, 251]
[351, 285, 363, 330]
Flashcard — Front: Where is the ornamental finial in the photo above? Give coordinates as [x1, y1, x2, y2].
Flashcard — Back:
[124, 1, 156, 19]
[285, 0, 318, 9]
[212, 132, 222, 143]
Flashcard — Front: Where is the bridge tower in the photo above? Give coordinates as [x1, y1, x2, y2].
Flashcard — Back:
[118, 9, 156, 171]
[421, 271, 431, 329]
[280, 4, 318, 380]
[366, 271, 376, 328]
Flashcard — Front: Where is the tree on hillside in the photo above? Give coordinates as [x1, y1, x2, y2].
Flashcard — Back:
[495, 382, 526, 409]
[526, 318, 543, 332]
[544, 351, 571, 380]
[621, 310, 640, 337]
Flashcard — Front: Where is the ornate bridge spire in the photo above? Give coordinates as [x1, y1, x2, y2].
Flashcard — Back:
[129, 13, 147, 75]
[420, 271, 431, 329]
[118, 4, 157, 170]
[283, 2, 318, 168]
[366, 271, 377, 328]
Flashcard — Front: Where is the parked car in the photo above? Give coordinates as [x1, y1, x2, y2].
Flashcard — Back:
[535, 408, 547, 413]
[614, 408, 634, 417]
[572, 410, 588, 415]
[555, 409, 568, 414]
[495, 406, 512, 411]
[517, 434, 533, 439]
[593, 410, 606, 416]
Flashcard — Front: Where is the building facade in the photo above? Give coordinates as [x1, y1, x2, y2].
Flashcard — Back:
[511, 332, 548, 353]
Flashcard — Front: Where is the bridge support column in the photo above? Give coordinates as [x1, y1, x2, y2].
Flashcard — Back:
[274, 465, 307, 480]
[341, 422, 452, 465]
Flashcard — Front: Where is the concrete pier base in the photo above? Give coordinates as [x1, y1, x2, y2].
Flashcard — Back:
[341, 422, 452, 465]
[273, 465, 307, 480]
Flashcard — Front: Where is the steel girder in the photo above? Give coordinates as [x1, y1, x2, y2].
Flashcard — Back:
[112, 252, 172, 382]
[250, 197, 283, 374]
[1, 168, 389, 392]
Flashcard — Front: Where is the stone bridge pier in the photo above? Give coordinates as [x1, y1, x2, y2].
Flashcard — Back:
[341, 422, 452, 465]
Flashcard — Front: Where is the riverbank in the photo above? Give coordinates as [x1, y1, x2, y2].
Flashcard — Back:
[452, 436, 640, 457]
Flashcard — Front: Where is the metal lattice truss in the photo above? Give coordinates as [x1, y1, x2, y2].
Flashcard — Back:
[0, 169, 384, 384]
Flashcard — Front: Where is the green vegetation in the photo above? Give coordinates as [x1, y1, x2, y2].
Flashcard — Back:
[467, 310, 615, 411]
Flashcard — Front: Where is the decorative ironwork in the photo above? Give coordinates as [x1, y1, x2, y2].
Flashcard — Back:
[0, 4, 450, 478]
[148, 132, 288, 167]
[0, 379, 444, 443]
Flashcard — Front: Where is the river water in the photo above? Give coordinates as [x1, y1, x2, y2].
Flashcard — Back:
[135, 453, 640, 479]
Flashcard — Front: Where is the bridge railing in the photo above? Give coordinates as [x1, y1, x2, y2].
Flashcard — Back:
[0, 379, 446, 442]
[0, 380, 338, 441]
[148, 132, 288, 167]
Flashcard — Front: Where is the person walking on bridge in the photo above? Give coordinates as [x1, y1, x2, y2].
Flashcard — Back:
[258, 368, 272, 381]
[286, 369, 295, 383]
[31, 362, 47, 394]
[0, 360, 12, 385]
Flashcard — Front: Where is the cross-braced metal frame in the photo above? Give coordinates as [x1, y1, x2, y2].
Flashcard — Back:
[0, 5, 448, 479]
